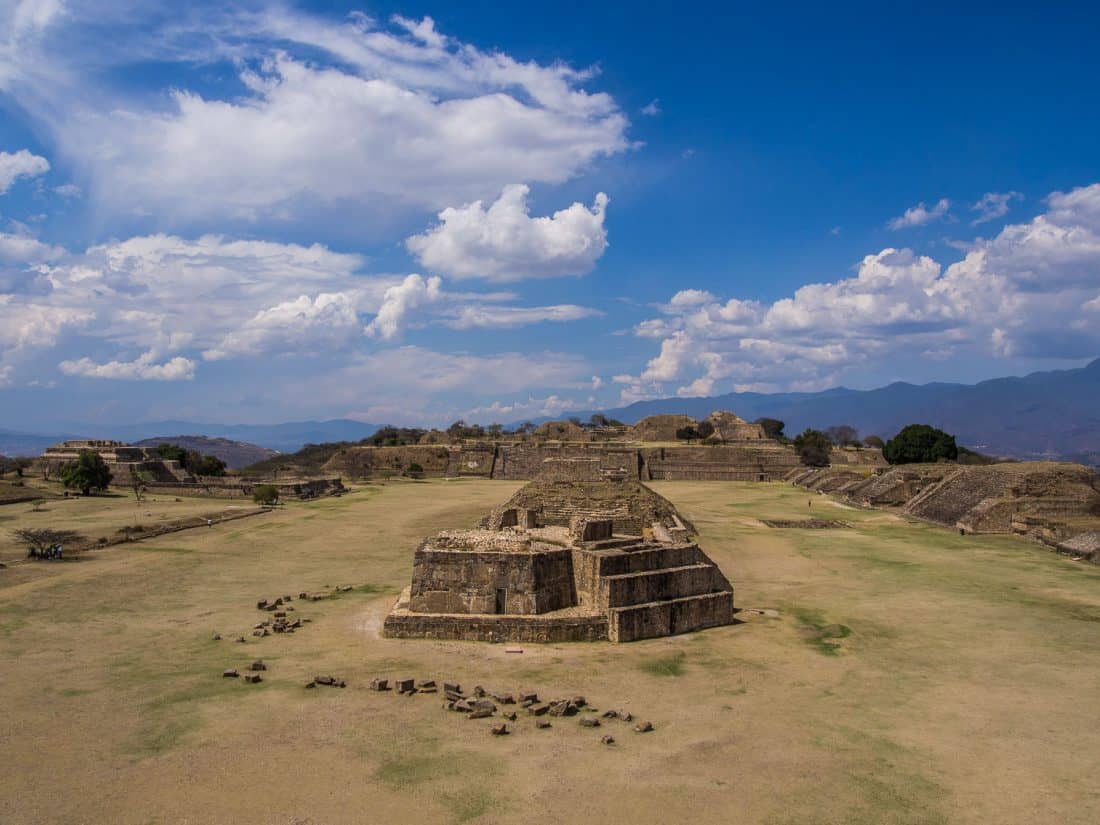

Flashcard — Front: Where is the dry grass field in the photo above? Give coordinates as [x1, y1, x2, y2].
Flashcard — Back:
[2, 479, 1099, 824]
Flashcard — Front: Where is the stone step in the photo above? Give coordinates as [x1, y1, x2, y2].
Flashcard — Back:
[599, 562, 726, 609]
[607, 591, 734, 643]
[594, 544, 700, 576]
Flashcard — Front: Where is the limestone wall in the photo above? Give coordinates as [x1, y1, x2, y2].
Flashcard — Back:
[639, 445, 800, 481]
[493, 442, 639, 481]
[408, 547, 575, 615]
[321, 445, 453, 478]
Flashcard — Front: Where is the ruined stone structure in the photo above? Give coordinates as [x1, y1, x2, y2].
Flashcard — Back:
[41, 440, 195, 485]
[384, 478, 734, 643]
[39, 440, 344, 500]
[321, 410, 886, 482]
[788, 461, 1100, 555]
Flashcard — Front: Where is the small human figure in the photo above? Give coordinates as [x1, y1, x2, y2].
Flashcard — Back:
[206, 518, 213, 528]
[808, 499, 812, 509]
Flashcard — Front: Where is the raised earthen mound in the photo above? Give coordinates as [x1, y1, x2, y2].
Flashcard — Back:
[533, 420, 590, 441]
[628, 415, 697, 443]
[705, 411, 765, 441]
[321, 445, 453, 478]
[483, 479, 694, 536]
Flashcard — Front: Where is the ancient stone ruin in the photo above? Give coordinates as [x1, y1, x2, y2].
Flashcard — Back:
[321, 409, 863, 482]
[39, 439, 344, 500]
[383, 470, 734, 643]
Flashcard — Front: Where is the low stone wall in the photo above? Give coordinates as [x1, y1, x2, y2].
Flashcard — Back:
[609, 591, 733, 643]
[383, 612, 609, 642]
[141, 477, 344, 500]
[409, 546, 575, 614]
[639, 445, 800, 481]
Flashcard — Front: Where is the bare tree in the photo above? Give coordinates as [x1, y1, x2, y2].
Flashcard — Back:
[12, 528, 84, 559]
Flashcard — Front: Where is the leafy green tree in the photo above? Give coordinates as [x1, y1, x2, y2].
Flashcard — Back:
[59, 450, 113, 495]
[884, 424, 958, 464]
[792, 429, 832, 467]
[696, 420, 715, 439]
[755, 418, 786, 441]
[863, 435, 885, 449]
[675, 426, 700, 441]
[195, 455, 227, 477]
[252, 484, 279, 505]
[154, 443, 188, 463]
[406, 462, 425, 478]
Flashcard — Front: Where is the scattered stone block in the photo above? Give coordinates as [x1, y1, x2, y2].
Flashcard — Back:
[490, 723, 509, 736]
[244, 674, 262, 684]
[223, 668, 239, 678]
[283, 595, 293, 602]
[299, 592, 309, 600]
[211, 633, 221, 641]
[633, 721, 654, 733]
[519, 691, 538, 704]
[527, 703, 550, 716]
[274, 611, 287, 618]
[443, 681, 461, 695]
[235, 636, 246, 643]
[370, 678, 389, 691]
[548, 700, 571, 717]
[492, 692, 516, 705]
[571, 696, 586, 708]
[315, 675, 335, 686]
[394, 678, 415, 694]
[305, 681, 316, 689]
[257, 600, 268, 610]
[579, 718, 600, 728]
[473, 685, 486, 698]
[453, 698, 474, 712]
[250, 660, 266, 671]
[601, 735, 615, 746]
[337, 585, 354, 592]
[617, 710, 633, 722]
[468, 708, 494, 719]
[504, 712, 517, 721]
[536, 719, 552, 729]
[602, 710, 618, 719]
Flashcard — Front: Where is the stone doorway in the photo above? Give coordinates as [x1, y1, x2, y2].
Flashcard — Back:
[495, 588, 507, 614]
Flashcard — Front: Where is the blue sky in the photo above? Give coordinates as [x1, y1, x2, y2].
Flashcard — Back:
[1, 0, 1099, 429]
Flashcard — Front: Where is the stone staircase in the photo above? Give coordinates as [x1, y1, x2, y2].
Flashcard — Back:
[578, 538, 734, 642]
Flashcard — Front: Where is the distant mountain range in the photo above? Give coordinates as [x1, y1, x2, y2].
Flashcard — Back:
[554, 358, 1100, 465]
[2, 360, 1098, 465]
[0, 419, 380, 458]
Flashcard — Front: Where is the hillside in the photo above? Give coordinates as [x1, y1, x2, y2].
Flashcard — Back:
[553, 358, 1100, 465]
[133, 436, 279, 470]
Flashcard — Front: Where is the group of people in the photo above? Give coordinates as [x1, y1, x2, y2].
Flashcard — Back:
[28, 544, 64, 560]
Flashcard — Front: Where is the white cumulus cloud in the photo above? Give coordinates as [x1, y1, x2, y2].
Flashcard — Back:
[0, 148, 49, 193]
[59, 351, 196, 381]
[971, 191, 1022, 225]
[405, 184, 610, 281]
[364, 274, 443, 340]
[616, 183, 1100, 400]
[4, 10, 629, 228]
[888, 197, 951, 230]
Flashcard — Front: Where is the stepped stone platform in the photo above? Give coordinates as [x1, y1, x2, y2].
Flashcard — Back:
[383, 479, 735, 644]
